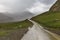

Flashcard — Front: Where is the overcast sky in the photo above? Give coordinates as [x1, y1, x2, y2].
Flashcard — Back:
[0, 0, 57, 14]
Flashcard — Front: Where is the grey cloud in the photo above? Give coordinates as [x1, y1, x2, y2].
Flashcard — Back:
[0, 0, 37, 13]
[38, 0, 57, 5]
[0, 0, 57, 13]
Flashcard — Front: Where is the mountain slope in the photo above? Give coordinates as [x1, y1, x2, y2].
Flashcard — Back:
[32, 0, 60, 35]
[50, 0, 60, 11]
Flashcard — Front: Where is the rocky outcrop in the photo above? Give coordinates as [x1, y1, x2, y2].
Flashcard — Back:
[50, 0, 60, 11]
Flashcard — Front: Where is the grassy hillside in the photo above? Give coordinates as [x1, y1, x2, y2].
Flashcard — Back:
[32, 0, 60, 34]
[32, 11, 60, 29]
[0, 19, 33, 36]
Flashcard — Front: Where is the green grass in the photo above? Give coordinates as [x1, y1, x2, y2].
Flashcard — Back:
[0, 19, 33, 36]
[0, 19, 33, 29]
[32, 11, 60, 30]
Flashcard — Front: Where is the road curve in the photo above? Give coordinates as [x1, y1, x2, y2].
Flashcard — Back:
[21, 19, 60, 40]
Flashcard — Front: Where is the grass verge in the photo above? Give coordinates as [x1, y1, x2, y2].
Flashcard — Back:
[0, 19, 33, 36]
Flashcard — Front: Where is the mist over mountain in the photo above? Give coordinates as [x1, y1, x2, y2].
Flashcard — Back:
[0, 13, 13, 23]
[5, 11, 35, 21]
[0, 11, 34, 23]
